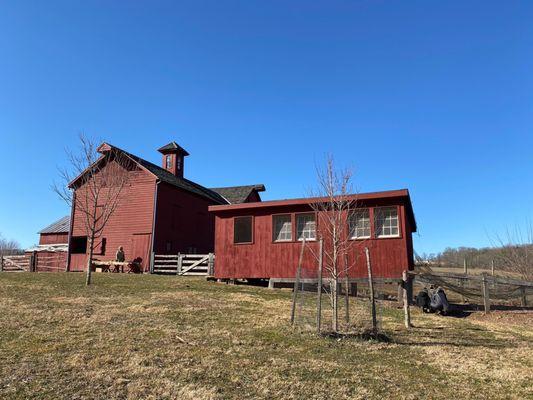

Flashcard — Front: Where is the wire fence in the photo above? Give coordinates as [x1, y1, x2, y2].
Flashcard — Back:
[292, 265, 385, 335]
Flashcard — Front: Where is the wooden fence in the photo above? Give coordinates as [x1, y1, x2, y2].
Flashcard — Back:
[1, 252, 67, 273]
[150, 253, 214, 276]
[0, 254, 31, 272]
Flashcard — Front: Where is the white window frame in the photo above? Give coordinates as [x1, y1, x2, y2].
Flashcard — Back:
[349, 209, 371, 239]
[272, 214, 292, 242]
[374, 206, 400, 238]
[296, 213, 316, 241]
[166, 155, 172, 169]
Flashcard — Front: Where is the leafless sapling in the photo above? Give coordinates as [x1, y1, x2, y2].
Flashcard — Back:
[53, 135, 131, 285]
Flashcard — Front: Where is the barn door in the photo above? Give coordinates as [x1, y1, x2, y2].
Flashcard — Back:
[131, 233, 151, 272]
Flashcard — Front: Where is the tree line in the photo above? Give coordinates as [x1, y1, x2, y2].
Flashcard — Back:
[0, 233, 22, 256]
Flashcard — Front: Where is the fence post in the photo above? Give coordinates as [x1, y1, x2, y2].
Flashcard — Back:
[290, 238, 305, 326]
[30, 251, 37, 272]
[463, 258, 467, 275]
[0, 255, 3, 272]
[149, 252, 155, 274]
[491, 259, 495, 276]
[316, 238, 323, 334]
[177, 253, 182, 275]
[365, 247, 377, 337]
[208, 253, 214, 276]
[481, 273, 490, 314]
[402, 270, 411, 328]
[521, 287, 527, 307]
[344, 254, 350, 325]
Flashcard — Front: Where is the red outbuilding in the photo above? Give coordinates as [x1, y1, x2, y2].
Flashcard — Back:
[209, 189, 416, 283]
[25, 216, 70, 272]
[67, 141, 264, 272]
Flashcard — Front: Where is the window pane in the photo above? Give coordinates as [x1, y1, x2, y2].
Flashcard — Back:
[273, 215, 292, 241]
[234, 216, 253, 243]
[349, 209, 370, 238]
[296, 213, 316, 240]
[375, 207, 399, 237]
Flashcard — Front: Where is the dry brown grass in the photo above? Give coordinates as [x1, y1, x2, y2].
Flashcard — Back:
[0, 273, 531, 399]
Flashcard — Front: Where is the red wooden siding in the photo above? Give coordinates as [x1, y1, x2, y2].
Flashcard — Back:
[153, 182, 217, 254]
[69, 166, 156, 272]
[39, 233, 69, 245]
[211, 194, 415, 280]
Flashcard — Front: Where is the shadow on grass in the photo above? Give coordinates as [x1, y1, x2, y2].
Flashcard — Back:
[321, 330, 391, 343]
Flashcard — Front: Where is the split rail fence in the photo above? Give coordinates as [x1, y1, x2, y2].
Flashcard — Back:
[150, 253, 214, 276]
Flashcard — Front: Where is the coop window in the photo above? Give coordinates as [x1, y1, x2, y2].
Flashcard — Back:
[71, 236, 88, 254]
[375, 207, 399, 238]
[273, 214, 292, 242]
[234, 216, 253, 244]
[349, 209, 371, 239]
[296, 213, 316, 241]
[166, 155, 172, 169]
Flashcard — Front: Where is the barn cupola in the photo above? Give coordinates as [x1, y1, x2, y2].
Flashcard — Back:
[158, 142, 190, 179]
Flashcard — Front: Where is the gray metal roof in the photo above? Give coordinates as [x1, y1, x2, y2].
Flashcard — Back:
[210, 185, 265, 204]
[38, 216, 71, 234]
[157, 141, 190, 155]
[69, 142, 262, 206]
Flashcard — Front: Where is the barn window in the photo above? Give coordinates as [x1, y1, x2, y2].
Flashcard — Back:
[177, 156, 182, 171]
[296, 213, 316, 241]
[273, 214, 292, 242]
[349, 209, 371, 239]
[234, 216, 253, 244]
[165, 155, 172, 169]
[71, 236, 88, 254]
[375, 207, 399, 238]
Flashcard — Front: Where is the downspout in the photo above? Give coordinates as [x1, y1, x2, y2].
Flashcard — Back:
[66, 190, 76, 272]
[149, 180, 160, 273]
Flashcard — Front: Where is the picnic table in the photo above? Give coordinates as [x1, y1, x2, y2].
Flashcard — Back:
[91, 260, 141, 273]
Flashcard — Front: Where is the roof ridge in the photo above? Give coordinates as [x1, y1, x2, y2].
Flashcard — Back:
[106, 143, 227, 204]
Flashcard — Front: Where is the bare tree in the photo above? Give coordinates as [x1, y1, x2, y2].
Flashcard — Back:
[308, 155, 365, 332]
[493, 222, 533, 281]
[53, 134, 131, 285]
[0, 233, 21, 256]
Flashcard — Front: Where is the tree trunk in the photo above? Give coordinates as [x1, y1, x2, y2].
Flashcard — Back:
[331, 275, 338, 332]
[86, 235, 94, 286]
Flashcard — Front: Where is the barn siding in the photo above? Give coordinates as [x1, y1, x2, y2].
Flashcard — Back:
[213, 199, 414, 280]
[39, 233, 69, 245]
[69, 166, 156, 272]
[153, 182, 217, 254]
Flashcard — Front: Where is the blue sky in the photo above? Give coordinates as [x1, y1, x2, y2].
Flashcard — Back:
[0, 1, 532, 254]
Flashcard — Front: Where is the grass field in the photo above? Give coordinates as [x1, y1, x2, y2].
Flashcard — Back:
[0, 273, 531, 399]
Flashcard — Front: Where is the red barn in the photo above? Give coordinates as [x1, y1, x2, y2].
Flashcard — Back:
[209, 189, 416, 283]
[25, 216, 70, 271]
[67, 141, 264, 272]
